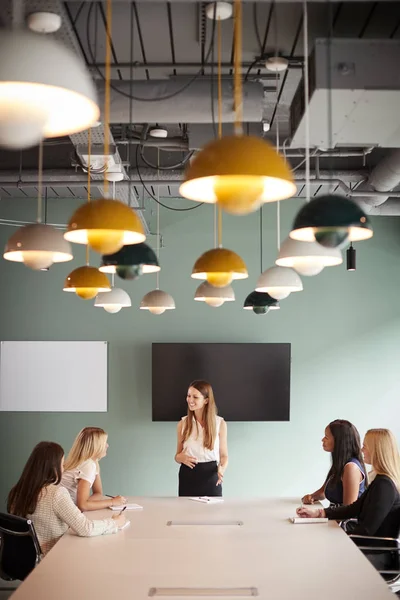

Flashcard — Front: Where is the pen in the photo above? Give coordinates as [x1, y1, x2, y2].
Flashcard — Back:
[118, 506, 127, 516]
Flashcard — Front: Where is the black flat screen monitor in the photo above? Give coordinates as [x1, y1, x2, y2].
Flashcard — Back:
[152, 343, 291, 422]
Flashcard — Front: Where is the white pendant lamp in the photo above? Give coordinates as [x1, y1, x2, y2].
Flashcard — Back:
[276, 237, 342, 276]
[256, 266, 303, 300]
[3, 146, 73, 269]
[95, 287, 131, 314]
[0, 30, 99, 149]
[194, 281, 235, 307]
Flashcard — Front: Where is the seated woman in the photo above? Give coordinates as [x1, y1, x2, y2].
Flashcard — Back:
[7, 441, 126, 555]
[302, 419, 367, 507]
[297, 429, 400, 538]
[62, 427, 126, 511]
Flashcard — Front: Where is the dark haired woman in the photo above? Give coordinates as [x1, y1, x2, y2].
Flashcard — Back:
[7, 441, 126, 555]
[302, 420, 367, 506]
[175, 380, 228, 497]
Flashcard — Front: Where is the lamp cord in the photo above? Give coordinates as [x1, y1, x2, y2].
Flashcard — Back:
[156, 149, 160, 290]
[217, 13, 223, 248]
[303, 0, 310, 202]
[37, 141, 43, 224]
[233, 0, 243, 135]
[103, 0, 113, 196]
[275, 7, 281, 251]
[260, 205, 263, 273]
[86, 126, 92, 266]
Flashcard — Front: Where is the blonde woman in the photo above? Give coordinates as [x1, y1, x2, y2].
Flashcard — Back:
[62, 427, 126, 511]
[175, 380, 228, 497]
[297, 429, 400, 538]
[8, 442, 126, 555]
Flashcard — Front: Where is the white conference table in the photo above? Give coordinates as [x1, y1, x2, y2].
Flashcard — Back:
[12, 497, 394, 599]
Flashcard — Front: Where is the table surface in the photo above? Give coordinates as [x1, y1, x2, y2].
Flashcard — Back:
[11, 497, 394, 599]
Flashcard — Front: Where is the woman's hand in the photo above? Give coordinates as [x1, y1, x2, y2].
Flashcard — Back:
[177, 452, 198, 469]
[111, 495, 127, 507]
[301, 494, 315, 505]
[112, 513, 127, 528]
[296, 506, 325, 518]
[216, 466, 224, 486]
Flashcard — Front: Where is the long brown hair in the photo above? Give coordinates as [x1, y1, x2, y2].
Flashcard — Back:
[7, 442, 64, 517]
[365, 429, 400, 489]
[64, 427, 107, 472]
[182, 380, 217, 450]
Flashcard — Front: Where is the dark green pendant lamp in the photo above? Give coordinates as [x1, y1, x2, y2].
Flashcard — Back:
[99, 242, 160, 280]
[243, 291, 280, 315]
[290, 194, 373, 249]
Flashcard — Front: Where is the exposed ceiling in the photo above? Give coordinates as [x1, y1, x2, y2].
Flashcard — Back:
[0, 1, 400, 231]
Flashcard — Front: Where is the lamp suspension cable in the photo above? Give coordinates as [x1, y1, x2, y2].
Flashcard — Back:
[103, 0, 113, 197]
[86, 126, 91, 266]
[274, 7, 281, 251]
[217, 12, 223, 248]
[36, 141, 43, 224]
[156, 148, 160, 290]
[260, 205, 263, 273]
[233, 0, 243, 135]
[303, 0, 310, 203]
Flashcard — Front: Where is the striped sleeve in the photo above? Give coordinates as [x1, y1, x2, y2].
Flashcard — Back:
[53, 486, 118, 537]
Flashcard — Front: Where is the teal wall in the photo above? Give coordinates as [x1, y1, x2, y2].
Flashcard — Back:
[1, 196, 400, 509]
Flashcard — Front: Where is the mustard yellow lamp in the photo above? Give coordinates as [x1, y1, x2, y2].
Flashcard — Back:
[64, 199, 146, 255]
[179, 135, 296, 216]
[191, 247, 248, 287]
[63, 265, 111, 300]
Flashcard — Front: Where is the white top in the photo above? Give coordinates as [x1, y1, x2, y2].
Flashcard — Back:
[27, 484, 117, 555]
[181, 415, 223, 463]
[61, 459, 99, 504]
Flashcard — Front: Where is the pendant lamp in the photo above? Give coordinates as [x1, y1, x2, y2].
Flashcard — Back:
[290, 194, 373, 248]
[194, 281, 235, 307]
[63, 265, 111, 300]
[3, 146, 73, 269]
[256, 266, 302, 300]
[179, 0, 295, 215]
[0, 30, 99, 149]
[99, 242, 160, 279]
[64, 0, 145, 256]
[243, 291, 280, 315]
[276, 237, 342, 276]
[140, 289, 175, 315]
[95, 286, 131, 313]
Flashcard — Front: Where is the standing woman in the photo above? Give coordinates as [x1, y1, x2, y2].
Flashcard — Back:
[175, 380, 228, 497]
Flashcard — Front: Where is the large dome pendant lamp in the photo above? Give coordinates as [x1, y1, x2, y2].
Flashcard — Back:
[140, 189, 175, 316]
[289, 3, 373, 250]
[64, 0, 145, 256]
[0, 1, 99, 150]
[179, 0, 296, 215]
[3, 144, 73, 269]
[63, 129, 111, 300]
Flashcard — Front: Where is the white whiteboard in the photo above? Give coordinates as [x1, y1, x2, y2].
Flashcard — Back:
[0, 341, 108, 412]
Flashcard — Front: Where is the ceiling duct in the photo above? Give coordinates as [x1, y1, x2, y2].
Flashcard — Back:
[290, 39, 400, 149]
[351, 149, 400, 214]
[97, 80, 264, 124]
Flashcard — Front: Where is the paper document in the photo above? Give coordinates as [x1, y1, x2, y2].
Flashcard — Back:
[189, 497, 224, 504]
[119, 520, 131, 530]
[109, 503, 143, 511]
[289, 517, 328, 524]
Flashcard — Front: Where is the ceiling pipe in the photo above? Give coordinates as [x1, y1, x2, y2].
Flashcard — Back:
[352, 149, 400, 212]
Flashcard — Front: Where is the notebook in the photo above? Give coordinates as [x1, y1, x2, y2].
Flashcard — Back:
[289, 517, 328, 524]
[109, 503, 143, 511]
[189, 497, 224, 504]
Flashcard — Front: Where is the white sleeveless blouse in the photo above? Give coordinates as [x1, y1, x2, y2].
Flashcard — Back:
[181, 415, 223, 463]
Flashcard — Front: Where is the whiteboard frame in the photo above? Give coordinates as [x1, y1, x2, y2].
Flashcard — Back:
[0, 341, 108, 412]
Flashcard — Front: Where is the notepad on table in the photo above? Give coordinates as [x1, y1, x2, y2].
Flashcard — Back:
[109, 503, 143, 511]
[189, 497, 224, 504]
[289, 517, 328, 524]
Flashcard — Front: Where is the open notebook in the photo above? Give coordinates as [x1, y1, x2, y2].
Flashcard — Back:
[289, 517, 328, 524]
[190, 497, 224, 504]
[109, 504, 143, 511]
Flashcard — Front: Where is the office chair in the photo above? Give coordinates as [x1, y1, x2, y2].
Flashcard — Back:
[0, 512, 42, 589]
[350, 529, 400, 595]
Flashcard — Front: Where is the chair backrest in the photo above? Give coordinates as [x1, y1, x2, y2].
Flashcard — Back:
[0, 512, 42, 581]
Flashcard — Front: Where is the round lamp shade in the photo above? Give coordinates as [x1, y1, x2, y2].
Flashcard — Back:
[256, 266, 303, 300]
[290, 195, 373, 248]
[95, 287, 131, 313]
[64, 199, 145, 255]
[140, 289, 175, 315]
[179, 136, 296, 215]
[276, 237, 342, 276]
[99, 242, 160, 279]
[192, 247, 248, 287]
[4, 223, 73, 270]
[0, 30, 99, 148]
[243, 291, 280, 315]
[63, 266, 111, 300]
[194, 281, 235, 307]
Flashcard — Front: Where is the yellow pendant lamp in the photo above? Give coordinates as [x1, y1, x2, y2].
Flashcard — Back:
[179, 0, 295, 215]
[63, 265, 111, 300]
[63, 0, 145, 255]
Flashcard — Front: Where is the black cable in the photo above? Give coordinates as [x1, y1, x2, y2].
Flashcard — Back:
[135, 146, 203, 212]
[139, 144, 193, 170]
[253, 4, 263, 55]
[86, 2, 217, 103]
[244, 57, 261, 81]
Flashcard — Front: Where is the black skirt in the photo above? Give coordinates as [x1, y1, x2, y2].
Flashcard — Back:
[178, 461, 222, 497]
